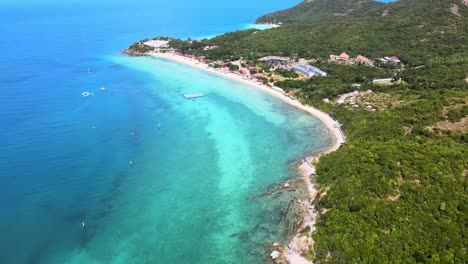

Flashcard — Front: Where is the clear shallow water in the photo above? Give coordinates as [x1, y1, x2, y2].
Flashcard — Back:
[0, 1, 332, 263]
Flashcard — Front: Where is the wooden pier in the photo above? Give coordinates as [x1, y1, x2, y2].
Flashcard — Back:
[183, 93, 204, 99]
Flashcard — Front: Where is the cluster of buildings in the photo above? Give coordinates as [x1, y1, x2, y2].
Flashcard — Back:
[292, 65, 327, 78]
[336, 90, 375, 111]
[203, 45, 219, 51]
[143, 39, 170, 48]
[378, 56, 401, 64]
[329, 52, 374, 66]
[330, 52, 403, 66]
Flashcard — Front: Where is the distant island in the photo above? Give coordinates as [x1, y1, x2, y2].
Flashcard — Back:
[124, 0, 468, 263]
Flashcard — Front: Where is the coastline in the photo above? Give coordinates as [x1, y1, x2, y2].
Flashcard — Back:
[151, 52, 345, 146]
[147, 52, 345, 263]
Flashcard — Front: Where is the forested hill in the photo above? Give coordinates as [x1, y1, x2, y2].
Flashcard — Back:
[256, 0, 466, 25]
[210, 0, 468, 65]
[256, 0, 384, 24]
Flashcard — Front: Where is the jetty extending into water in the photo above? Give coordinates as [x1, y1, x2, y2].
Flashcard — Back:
[183, 93, 204, 99]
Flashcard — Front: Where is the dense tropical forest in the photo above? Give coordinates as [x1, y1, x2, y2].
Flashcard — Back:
[256, 1, 468, 263]
[304, 86, 467, 263]
[165, 0, 467, 67]
[125, 0, 468, 262]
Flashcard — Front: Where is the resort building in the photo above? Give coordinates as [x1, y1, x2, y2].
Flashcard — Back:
[143, 39, 169, 48]
[240, 68, 250, 76]
[293, 65, 327, 78]
[252, 73, 267, 78]
[338, 52, 350, 60]
[330, 52, 350, 61]
[354, 55, 374, 66]
[203, 45, 219, 51]
[382, 56, 401, 63]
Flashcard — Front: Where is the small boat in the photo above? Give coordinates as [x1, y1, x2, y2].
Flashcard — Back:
[82, 92, 90, 97]
[100, 86, 106, 91]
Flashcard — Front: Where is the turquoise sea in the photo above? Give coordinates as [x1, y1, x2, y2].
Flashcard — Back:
[0, 1, 333, 263]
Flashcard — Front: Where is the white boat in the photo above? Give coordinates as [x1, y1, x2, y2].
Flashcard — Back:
[82, 92, 90, 97]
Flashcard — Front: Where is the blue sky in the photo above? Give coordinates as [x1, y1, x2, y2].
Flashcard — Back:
[1, 0, 301, 7]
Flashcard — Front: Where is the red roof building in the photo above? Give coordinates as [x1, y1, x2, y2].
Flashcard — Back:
[338, 52, 350, 60]
[240, 68, 250, 75]
[252, 73, 266, 78]
[355, 55, 374, 66]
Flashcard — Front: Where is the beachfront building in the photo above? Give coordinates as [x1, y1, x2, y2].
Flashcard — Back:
[293, 65, 327, 78]
[203, 45, 219, 51]
[143, 39, 169, 48]
[354, 55, 374, 66]
[240, 68, 250, 76]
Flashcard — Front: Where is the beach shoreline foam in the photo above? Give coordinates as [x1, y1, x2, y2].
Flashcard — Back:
[146, 52, 345, 263]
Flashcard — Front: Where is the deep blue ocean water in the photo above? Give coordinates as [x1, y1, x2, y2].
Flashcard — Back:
[0, 1, 335, 263]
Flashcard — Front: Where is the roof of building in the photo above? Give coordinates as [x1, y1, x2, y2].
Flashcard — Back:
[338, 52, 349, 58]
[143, 40, 169, 48]
[373, 78, 393, 83]
[293, 65, 327, 77]
[258, 56, 290, 62]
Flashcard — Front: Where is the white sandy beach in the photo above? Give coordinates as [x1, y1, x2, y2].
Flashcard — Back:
[151, 52, 345, 264]
[153, 52, 345, 148]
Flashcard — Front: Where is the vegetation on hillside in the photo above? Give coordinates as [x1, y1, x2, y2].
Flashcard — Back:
[256, 0, 384, 24]
[127, 1, 467, 67]
[306, 88, 467, 263]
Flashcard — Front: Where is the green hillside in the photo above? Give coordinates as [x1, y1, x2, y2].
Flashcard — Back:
[202, 0, 467, 65]
[256, 0, 384, 24]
